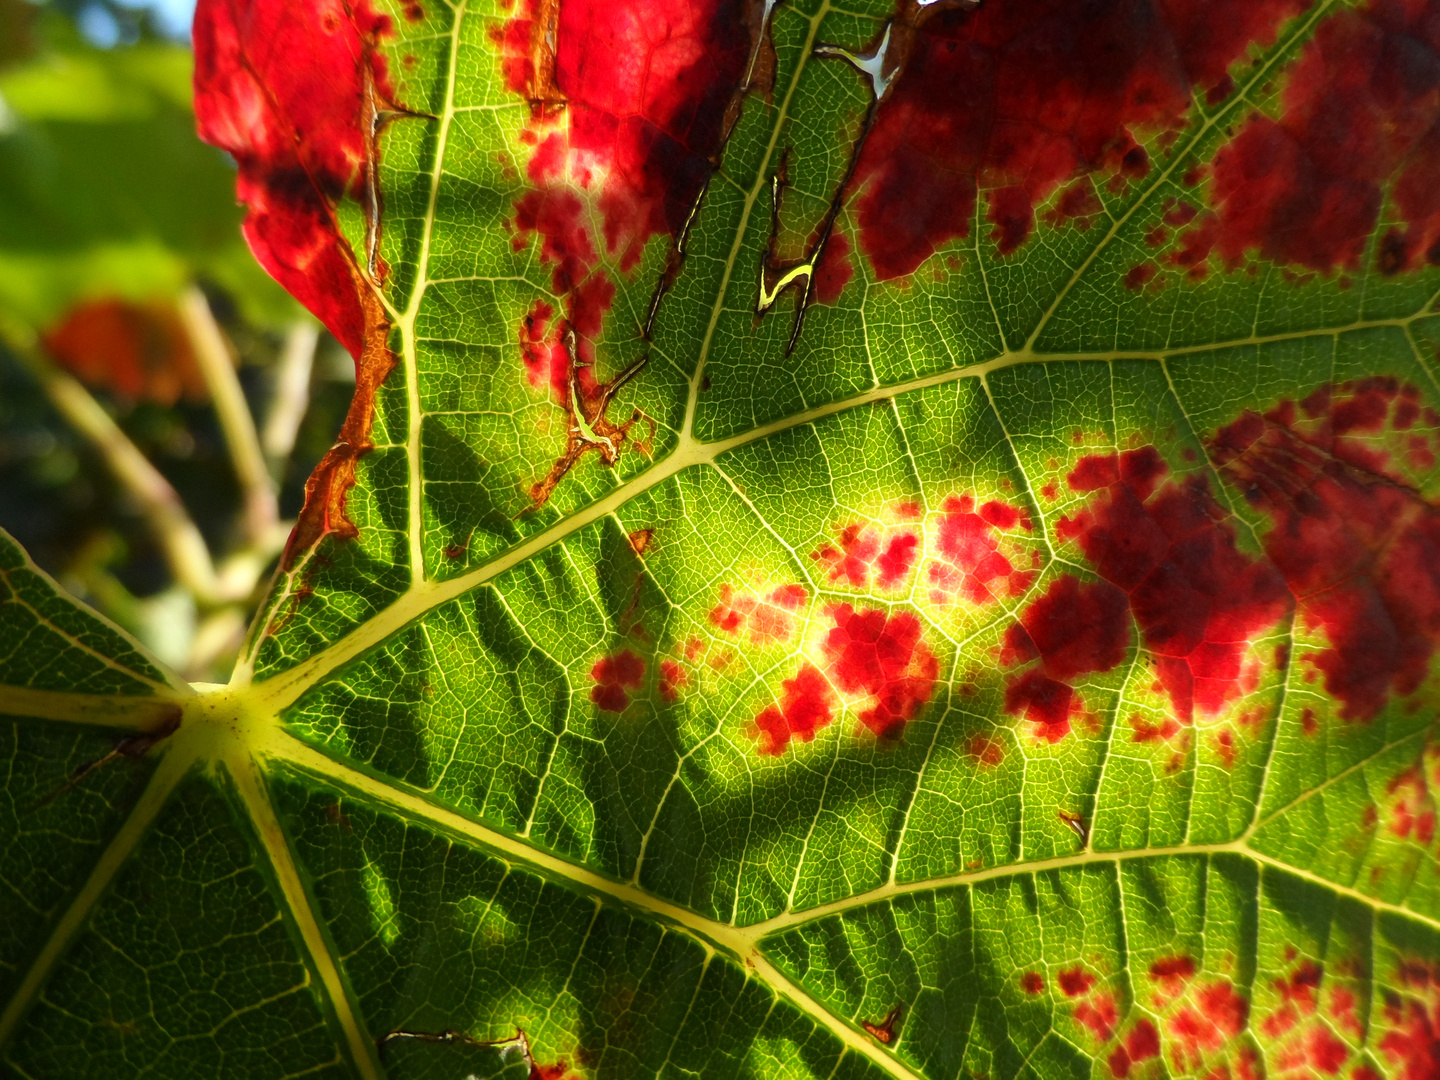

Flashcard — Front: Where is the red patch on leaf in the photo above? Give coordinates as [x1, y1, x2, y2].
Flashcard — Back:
[1109, 1019, 1161, 1078]
[1001, 576, 1131, 741]
[1168, 982, 1249, 1070]
[1385, 765, 1437, 846]
[1132, 715, 1182, 743]
[1075, 994, 1120, 1042]
[1059, 967, 1096, 998]
[709, 584, 807, 646]
[812, 231, 854, 304]
[755, 663, 835, 754]
[1209, 379, 1440, 722]
[1380, 983, 1440, 1080]
[876, 532, 921, 589]
[1021, 971, 1045, 995]
[822, 605, 938, 739]
[1050, 446, 1291, 725]
[1263, 960, 1324, 1038]
[1151, 955, 1197, 983]
[851, 0, 1305, 278]
[815, 524, 922, 591]
[194, 0, 400, 565]
[814, 524, 880, 587]
[499, 0, 751, 388]
[927, 494, 1035, 605]
[658, 658, 687, 702]
[969, 734, 1005, 767]
[1198, 0, 1440, 276]
[590, 649, 645, 711]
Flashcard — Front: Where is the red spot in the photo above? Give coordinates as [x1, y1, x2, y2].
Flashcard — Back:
[519, 299, 565, 392]
[815, 523, 881, 587]
[499, 0, 750, 383]
[1059, 967, 1096, 998]
[822, 605, 938, 739]
[1045, 178, 1103, 228]
[1386, 765, 1437, 846]
[1209, 380, 1440, 722]
[755, 663, 835, 754]
[1109, 1019, 1161, 1078]
[1151, 956, 1197, 982]
[1041, 481, 1059, 500]
[1132, 715, 1181, 742]
[590, 649, 645, 711]
[627, 528, 654, 557]
[850, 0, 1304, 277]
[709, 584, 807, 647]
[1168, 983, 1249, 1069]
[658, 658, 687, 702]
[876, 532, 920, 589]
[1075, 994, 1119, 1042]
[1330, 986, 1361, 1037]
[812, 231, 854, 304]
[530, 1058, 579, 1080]
[1054, 446, 1291, 724]
[1021, 971, 1045, 995]
[1165, 200, 1199, 227]
[1380, 979, 1440, 1080]
[1199, 0, 1440, 276]
[1001, 576, 1131, 741]
[1309, 1029, 1349, 1074]
[969, 734, 1005, 767]
[928, 494, 1035, 605]
[892, 500, 924, 521]
[1215, 727, 1237, 768]
[1125, 263, 1158, 290]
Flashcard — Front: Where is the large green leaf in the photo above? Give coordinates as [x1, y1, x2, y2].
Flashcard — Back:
[7, 0, 1440, 1077]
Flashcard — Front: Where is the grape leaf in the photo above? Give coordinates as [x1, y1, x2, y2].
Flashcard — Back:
[7, 0, 1440, 1077]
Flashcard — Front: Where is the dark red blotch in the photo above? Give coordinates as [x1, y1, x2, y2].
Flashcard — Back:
[590, 649, 645, 711]
[1003, 444, 1291, 740]
[851, 0, 1304, 278]
[1108, 1019, 1161, 1078]
[1197, 0, 1440, 276]
[824, 605, 939, 739]
[1209, 378, 1440, 722]
[1002, 576, 1131, 742]
[1060, 445, 1291, 724]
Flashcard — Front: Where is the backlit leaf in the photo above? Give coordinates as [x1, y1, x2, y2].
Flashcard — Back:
[7, 0, 1440, 1077]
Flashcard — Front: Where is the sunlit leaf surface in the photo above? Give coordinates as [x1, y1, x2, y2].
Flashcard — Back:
[7, 0, 1440, 1076]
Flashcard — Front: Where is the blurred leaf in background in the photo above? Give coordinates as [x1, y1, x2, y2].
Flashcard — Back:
[0, 0, 293, 328]
[0, 0, 349, 679]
